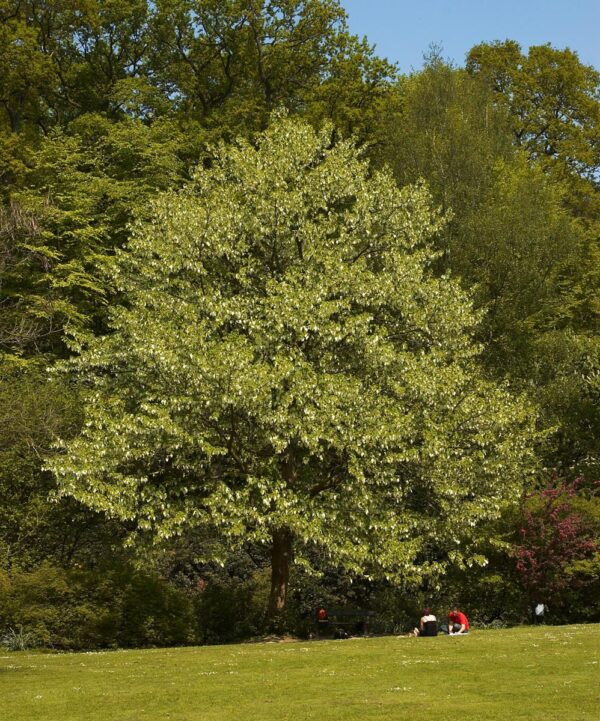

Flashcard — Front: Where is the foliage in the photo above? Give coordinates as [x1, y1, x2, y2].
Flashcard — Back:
[0, 1, 394, 153]
[458, 157, 588, 371]
[1, 116, 190, 359]
[194, 562, 271, 644]
[1, 0, 599, 639]
[466, 41, 600, 219]
[530, 332, 600, 476]
[0, 0, 156, 135]
[465, 41, 600, 358]
[428, 477, 600, 626]
[0, 562, 196, 650]
[1, 1, 394, 361]
[375, 57, 514, 219]
[512, 478, 599, 617]
[376, 56, 599, 474]
[49, 115, 539, 620]
[149, 0, 395, 139]
[0, 363, 106, 569]
[0, 626, 38, 651]
[375, 60, 588, 363]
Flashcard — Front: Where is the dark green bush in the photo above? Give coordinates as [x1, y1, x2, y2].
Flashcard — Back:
[193, 565, 270, 644]
[0, 563, 195, 650]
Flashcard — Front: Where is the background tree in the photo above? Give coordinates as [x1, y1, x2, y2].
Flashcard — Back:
[50, 116, 538, 621]
[149, 0, 395, 141]
[376, 55, 599, 476]
[466, 41, 600, 223]
[1, 117, 189, 359]
[0, 364, 119, 571]
[374, 54, 514, 218]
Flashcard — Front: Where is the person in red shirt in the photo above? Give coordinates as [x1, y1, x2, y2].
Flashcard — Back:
[447, 606, 470, 634]
[315, 606, 330, 637]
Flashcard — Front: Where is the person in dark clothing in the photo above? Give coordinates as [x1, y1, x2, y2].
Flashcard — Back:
[413, 608, 438, 637]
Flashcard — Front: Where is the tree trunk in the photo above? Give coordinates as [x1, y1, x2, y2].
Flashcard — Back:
[267, 527, 293, 623]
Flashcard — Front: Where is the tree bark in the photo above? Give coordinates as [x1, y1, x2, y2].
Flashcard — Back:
[267, 527, 293, 623]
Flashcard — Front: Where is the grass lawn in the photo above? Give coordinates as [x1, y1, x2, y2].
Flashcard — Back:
[1, 624, 599, 721]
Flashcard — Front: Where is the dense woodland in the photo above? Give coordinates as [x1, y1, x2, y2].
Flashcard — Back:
[0, 0, 599, 649]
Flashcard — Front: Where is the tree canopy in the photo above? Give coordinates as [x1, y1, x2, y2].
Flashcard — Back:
[467, 41, 600, 222]
[1, 1, 599, 641]
[50, 116, 539, 617]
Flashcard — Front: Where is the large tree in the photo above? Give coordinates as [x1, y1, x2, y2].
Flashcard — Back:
[376, 57, 599, 475]
[49, 116, 538, 619]
[1, 0, 396, 586]
[466, 41, 600, 223]
[149, 0, 394, 140]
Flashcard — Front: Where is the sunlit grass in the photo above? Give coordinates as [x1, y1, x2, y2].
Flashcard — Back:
[2, 625, 598, 720]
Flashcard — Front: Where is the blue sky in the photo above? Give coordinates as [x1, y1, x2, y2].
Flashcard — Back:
[340, 0, 600, 72]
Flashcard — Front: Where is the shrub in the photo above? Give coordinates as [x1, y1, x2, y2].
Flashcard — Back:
[194, 565, 270, 644]
[0, 563, 196, 650]
[512, 478, 599, 620]
[0, 626, 38, 651]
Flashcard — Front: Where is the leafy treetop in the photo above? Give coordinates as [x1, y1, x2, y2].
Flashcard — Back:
[50, 115, 539, 613]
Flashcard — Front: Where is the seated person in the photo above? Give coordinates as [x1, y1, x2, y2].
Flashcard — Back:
[447, 606, 470, 634]
[413, 608, 438, 637]
[316, 606, 329, 634]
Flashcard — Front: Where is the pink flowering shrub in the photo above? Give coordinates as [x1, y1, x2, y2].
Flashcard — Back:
[513, 478, 599, 607]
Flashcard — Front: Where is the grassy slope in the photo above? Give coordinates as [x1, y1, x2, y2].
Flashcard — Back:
[1, 625, 599, 721]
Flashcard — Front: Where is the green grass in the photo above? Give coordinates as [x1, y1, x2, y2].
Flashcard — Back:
[2, 625, 599, 720]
